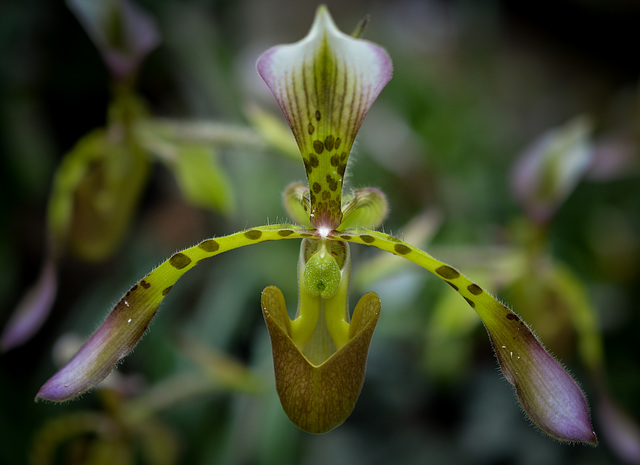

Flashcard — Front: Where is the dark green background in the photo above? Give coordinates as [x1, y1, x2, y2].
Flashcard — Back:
[1, 1, 639, 464]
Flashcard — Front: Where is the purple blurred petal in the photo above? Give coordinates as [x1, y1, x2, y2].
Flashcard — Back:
[597, 391, 640, 463]
[1, 256, 57, 351]
[586, 136, 638, 181]
[67, 0, 160, 79]
[510, 117, 593, 223]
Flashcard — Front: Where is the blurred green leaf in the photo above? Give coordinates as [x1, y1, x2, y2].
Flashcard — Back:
[169, 145, 234, 214]
[245, 105, 299, 160]
[424, 284, 479, 383]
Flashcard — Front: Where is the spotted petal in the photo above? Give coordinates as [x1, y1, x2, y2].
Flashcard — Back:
[257, 6, 392, 229]
[329, 229, 597, 445]
[36, 225, 310, 402]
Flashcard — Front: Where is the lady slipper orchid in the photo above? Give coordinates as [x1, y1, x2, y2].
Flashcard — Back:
[37, 5, 597, 443]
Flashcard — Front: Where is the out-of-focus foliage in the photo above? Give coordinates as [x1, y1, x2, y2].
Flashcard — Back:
[1, 1, 639, 464]
[0, 0, 299, 352]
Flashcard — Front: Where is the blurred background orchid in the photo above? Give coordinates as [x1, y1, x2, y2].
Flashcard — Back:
[0, 0, 298, 352]
[1, 1, 639, 464]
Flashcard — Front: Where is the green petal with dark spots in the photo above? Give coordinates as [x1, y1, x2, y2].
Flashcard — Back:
[36, 225, 309, 402]
[257, 6, 392, 229]
[327, 229, 596, 444]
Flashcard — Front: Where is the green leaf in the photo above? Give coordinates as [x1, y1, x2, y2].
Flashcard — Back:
[245, 105, 300, 160]
[170, 145, 234, 214]
[424, 286, 479, 383]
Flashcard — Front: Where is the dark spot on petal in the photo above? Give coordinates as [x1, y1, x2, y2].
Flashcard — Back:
[169, 253, 191, 270]
[140, 280, 151, 289]
[244, 230, 262, 240]
[506, 314, 520, 322]
[436, 265, 459, 280]
[326, 175, 338, 191]
[162, 286, 173, 296]
[337, 163, 346, 177]
[330, 154, 339, 166]
[278, 230, 294, 237]
[335, 137, 341, 149]
[467, 284, 483, 295]
[308, 123, 315, 135]
[464, 297, 476, 308]
[315, 110, 321, 121]
[340, 151, 348, 161]
[198, 239, 220, 253]
[340, 235, 351, 241]
[312, 182, 322, 193]
[313, 140, 324, 154]
[322, 190, 331, 200]
[394, 244, 411, 255]
[310, 154, 319, 167]
[324, 135, 334, 151]
[130, 284, 138, 292]
[447, 282, 459, 291]
[360, 235, 375, 243]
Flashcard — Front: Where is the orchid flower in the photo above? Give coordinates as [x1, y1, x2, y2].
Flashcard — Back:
[37, 6, 597, 442]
